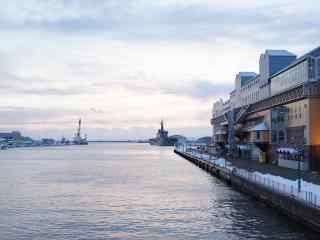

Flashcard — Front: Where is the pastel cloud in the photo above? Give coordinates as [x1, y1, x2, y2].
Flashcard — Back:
[0, 0, 319, 139]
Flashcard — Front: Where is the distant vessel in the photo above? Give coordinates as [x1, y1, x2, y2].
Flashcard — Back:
[73, 119, 88, 145]
[149, 120, 177, 146]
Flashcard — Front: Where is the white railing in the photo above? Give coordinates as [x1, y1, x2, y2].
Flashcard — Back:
[234, 169, 320, 209]
[175, 144, 320, 209]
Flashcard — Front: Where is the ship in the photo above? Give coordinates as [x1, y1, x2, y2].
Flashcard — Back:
[73, 119, 88, 145]
[149, 120, 178, 146]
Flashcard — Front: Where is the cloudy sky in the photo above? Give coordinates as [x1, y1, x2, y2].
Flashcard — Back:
[0, 0, 319, 140]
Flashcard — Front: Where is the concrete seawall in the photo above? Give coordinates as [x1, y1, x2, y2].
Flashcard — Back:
[174, 149, 320, 232]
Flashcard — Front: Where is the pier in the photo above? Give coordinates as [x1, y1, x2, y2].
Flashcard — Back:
[174, 148, 320, 233]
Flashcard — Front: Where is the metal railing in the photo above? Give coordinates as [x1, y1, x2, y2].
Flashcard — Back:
[234, 169, 320, 209]
[175, 144, 320, 209]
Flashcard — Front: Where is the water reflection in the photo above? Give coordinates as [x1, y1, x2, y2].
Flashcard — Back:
[0, 143, 318, 240]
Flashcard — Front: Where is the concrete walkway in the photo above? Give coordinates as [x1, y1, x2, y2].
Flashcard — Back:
[227, 157, 320, 185]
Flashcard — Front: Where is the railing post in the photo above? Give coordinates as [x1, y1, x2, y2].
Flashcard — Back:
[272, 181, 274, 192]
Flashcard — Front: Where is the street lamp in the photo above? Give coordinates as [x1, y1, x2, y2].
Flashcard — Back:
[297, 149, 304, 192]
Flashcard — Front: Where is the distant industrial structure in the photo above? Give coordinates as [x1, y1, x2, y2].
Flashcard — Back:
[73, 119, 88, 145]
[0, 131, 56, 149]
[0, 118, 89, 149]
[149, 120, 184, 146]
[211, 46, 320, 171]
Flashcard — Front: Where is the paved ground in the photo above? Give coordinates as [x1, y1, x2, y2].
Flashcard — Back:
[226, 156, 320, 185]
[180, 148, 320, 185]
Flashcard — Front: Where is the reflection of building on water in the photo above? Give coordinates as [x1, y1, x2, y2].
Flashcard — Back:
[149, 120, 179, 146]
[73, 119, 88, 145]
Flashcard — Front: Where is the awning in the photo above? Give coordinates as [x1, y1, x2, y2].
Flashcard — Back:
[221, 121, 228, 126]
[277, 148, 298, 154]
[215, 130, 227, 135]
[243, 122, 269, 132]
[237, 144, 251, 150]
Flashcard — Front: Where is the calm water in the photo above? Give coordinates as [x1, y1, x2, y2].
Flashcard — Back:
[0, 143, 318, 240]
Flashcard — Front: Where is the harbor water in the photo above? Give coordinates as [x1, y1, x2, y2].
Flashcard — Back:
[0, 143, 318, 239]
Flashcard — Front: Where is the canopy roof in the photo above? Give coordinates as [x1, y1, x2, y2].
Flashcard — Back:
[250, 122, 269, 131]
[277, 148, 298, 154]
[215, 130, 227, 135]
[242, 122, 269, 132]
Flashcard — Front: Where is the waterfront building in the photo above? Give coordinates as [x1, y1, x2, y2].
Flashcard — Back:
[259, 50, 297, 83]
[211, 46, 320, 171]
[0, 131, 35, 147]
[0, 131, 23, 140]
[234, 72, 259, 107]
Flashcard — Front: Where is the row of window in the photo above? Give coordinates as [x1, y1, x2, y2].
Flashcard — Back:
[271, 103, 307, 126]
[271, 130, 285, 143]
[278, 152, 304, 162]
[271, 129, 306, 145]
[287, 104, 306, 122]
[317, 58, 320, 79]
[241, 90, 260, 106]
[241, 77, 260, 91]
[271, 60, 308, 95]
[214, 53, 319, 118]
[310, 57, 320, 80]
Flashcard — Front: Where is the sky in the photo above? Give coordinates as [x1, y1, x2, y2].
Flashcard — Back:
[0, 0, 319, 140]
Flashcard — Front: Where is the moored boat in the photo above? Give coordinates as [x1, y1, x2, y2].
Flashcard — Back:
[149, 120, 178, 146]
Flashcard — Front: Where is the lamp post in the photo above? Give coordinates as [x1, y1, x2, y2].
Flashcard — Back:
[297, 149, 303, 192]
[201, 145, 204, 160]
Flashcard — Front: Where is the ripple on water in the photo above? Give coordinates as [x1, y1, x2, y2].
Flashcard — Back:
[0, 143, 318, 240]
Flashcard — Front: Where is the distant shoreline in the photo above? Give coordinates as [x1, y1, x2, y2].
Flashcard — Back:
[88, 140, 149, 143]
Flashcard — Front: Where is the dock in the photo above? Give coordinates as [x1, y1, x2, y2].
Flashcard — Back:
[174, 149, 320, 233]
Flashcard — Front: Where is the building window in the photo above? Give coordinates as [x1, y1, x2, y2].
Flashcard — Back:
[309, 58, 316, 79]
[256, 131, 260, 140]
[279, 130, 285, 143]
[278, 115, 284, 123]
[279, 152, 296, 161]
[317, 58, 320, 79]
[271, 131, 278, 143]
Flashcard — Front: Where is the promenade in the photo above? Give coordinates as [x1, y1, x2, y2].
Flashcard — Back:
[227, 157, 320, 185]
[174, 147, 320, 232]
